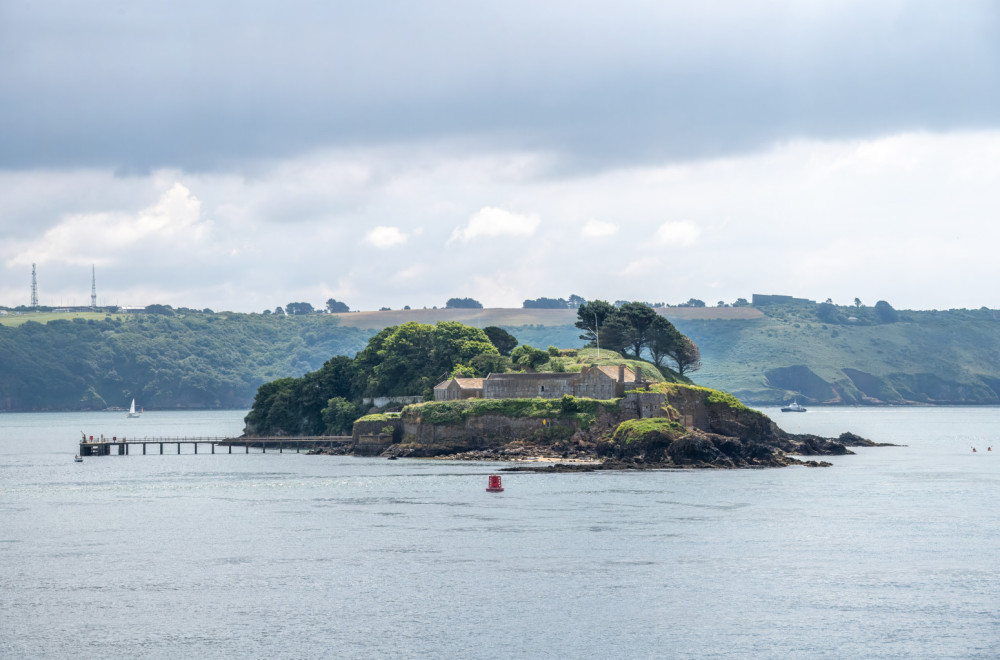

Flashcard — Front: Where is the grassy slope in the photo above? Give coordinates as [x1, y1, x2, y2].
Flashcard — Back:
[0, 311, 112, 327]
[12, 304, 1000, 406]
[533, 347, 677, 383]
[673, 306, 1000, 404]
[329, 304, 1000, 405]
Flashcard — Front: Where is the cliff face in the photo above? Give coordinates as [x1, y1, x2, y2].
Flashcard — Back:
[394, 395, 656, 457]
[347, 385, 886, 468]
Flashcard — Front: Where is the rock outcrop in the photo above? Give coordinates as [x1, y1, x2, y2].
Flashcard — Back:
[344, 384, 892, 469]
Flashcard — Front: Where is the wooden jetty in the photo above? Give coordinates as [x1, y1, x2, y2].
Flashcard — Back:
[79, 434, 352, 456]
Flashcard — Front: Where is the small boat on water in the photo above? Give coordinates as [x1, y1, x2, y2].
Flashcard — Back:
[127, 398, 141, 418]
[74, 454, 83, 462]
[781, 401, 807, 413]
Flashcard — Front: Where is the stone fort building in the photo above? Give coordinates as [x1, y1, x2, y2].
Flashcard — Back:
[433, 365, 644, 402]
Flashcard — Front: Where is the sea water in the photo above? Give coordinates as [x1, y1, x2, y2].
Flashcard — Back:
[1, 408, 998, 659]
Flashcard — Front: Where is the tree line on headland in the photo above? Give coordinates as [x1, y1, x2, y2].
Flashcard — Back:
[6, 296, 1000, 412]
[0, 310, 372, 411]
[243, 301, 695, 436]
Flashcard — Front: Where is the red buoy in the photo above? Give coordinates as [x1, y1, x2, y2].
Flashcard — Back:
[486, 474, 504, 492]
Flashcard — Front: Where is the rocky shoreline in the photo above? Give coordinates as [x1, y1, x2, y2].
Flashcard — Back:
[303, 383, 897, 470]
[309, 427, 895, 470]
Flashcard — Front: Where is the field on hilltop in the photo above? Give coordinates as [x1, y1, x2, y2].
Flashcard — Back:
[0, 311, 112, 327]
[330, 306, 763, 329]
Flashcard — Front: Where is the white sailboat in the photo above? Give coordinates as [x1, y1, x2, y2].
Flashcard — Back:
[127, 398, 141, 418]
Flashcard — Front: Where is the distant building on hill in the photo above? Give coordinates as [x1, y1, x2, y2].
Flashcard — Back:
[433, 365, 642, 402]
[752, 293, 816, 307]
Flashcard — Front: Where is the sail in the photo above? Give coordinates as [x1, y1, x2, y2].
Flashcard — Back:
[129, 399, 136, 415]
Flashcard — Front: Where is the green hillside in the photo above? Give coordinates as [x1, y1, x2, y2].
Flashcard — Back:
[6, 301, 1000, 411]
[672, 304, 1000, 405]
[321, 302, 1000, 405]
[0, 311, 372, 411]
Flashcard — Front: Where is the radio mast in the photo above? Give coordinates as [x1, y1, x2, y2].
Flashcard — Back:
[91, 265, 97, 309]
[30, 263, 38, 308]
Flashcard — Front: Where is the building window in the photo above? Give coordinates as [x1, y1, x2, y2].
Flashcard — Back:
[540, 386, 545, 392]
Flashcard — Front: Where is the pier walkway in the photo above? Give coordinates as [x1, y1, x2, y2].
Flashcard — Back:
[79, 434, 352, 456]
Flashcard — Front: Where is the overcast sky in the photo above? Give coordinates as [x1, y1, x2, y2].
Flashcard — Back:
[3, 1, 1000, 312]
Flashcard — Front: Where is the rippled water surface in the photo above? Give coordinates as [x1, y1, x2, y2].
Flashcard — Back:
[1, 408, 999, 658]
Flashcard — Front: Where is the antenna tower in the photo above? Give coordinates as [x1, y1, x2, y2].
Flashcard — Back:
[91, 265, 97, 309]
[30, 263, 38, 308]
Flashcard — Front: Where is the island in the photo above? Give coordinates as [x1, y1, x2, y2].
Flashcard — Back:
[240, 305, 887, 470]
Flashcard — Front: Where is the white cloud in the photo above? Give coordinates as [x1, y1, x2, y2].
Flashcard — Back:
[9, 131, 1000, 312]
[8, 183, 205, 267]
[654, 221, 700, 247]
[582, 219, 618, 237]
[621, 257, 662, 277]
[449, 207, 540, 243]
[395, 264, 426, 281]
[364, 225, 408, 248]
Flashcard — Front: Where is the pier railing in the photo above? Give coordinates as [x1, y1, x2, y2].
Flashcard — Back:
[79, 435, 352, 456]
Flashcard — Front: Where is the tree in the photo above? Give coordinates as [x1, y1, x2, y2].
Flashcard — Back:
[468, 353, 510, 376]
[666, 336, 702, 377]
[647, 316, 684, 368]
[732, 298, 750, 307]
[617, 301, 659, 358]
[145, 304, 175, 316]
[445, 297, 483, 309]
[510, 344, 549, 371]
[874, 300, 899, 323]
[483, 326, 518, 356]
[353, 321, 498, 397]
[321, 396, 362, 435]
[274, 306, 285, 315]
[567, 294, 586, 309]
[816, 302, 839, 323]
[326, 299, 350, 313]
[597, 314, 632, 355]
[854, 297, 863, 308]
[285, 302, 315, 315]
[681, 298, 706, 308]
[574, 299, 618, 348]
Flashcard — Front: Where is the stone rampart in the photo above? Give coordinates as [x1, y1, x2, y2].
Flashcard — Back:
[352, 417, 403, 444]
[354, 434, 394, 456]
[624, 391, 667, 419]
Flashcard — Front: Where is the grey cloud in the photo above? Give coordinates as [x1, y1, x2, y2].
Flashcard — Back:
[2, 1, 1000, 173]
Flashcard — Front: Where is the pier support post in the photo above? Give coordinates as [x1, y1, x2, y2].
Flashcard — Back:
[280, 443, 283, 454]
[245, 444, 248, 454]
[263, 445, 266, 454]
[160, 443, 163, 454]
[194, 443, 198, 454]
[177, 443, 181, 454]
[212, 444, 215, 454]
[143, 444, 146, 455]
